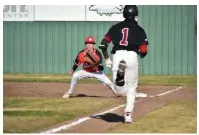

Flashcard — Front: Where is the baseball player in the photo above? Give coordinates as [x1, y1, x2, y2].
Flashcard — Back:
[99, 5, 149, 123]
[62, 36, 118, 98]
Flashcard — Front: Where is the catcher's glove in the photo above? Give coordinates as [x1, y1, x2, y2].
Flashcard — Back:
[84, 51, 100, 65]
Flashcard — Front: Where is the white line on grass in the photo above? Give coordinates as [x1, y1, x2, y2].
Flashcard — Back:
[40, 86, 186, 134]
[149, 86, 186, 98]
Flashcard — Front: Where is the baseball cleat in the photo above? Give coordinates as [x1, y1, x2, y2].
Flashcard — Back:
[113, 91, 118, 96]
[62, 93, 72, 98]
[124, 112, 133, 123]
[107, 84, 118, 96]
[110, 90, 118, 97]
[112, 86, 118, 96]
[115, 60, 126, 86]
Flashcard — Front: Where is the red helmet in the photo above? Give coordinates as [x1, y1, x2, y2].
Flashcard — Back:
[85, 36, 96, 44]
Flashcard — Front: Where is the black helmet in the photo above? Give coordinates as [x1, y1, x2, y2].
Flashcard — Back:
[123, 5, 138, 20]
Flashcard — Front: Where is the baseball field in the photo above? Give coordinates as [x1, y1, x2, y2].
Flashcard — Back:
[3, 74, 197, 133]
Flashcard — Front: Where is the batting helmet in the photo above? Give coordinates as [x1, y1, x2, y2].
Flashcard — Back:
[85, 36, 96, 44]
[123, 5, 138, 20]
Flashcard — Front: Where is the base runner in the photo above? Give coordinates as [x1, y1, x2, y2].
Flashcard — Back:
[99, 5, 149, 123]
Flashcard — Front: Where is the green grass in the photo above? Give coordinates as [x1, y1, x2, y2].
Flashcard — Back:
[109, 101, 197, 133]
[3, 97, 123, 133]
[3, 74, 196, 86]
[139, 76, 196, 86]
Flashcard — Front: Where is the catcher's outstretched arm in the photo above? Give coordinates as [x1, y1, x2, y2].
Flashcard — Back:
[71, 50, 84, 71]
[99, 39, 109, 59]
[96, 50, 104, 71]
[72, 58, 79, 71]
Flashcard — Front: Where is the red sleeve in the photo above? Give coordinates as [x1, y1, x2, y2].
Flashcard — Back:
[139, 44, 148, 53]
[72, 50, 84, 71]
[78, 52, 85, 64]
[74, 50, 83, 64]
[104, 25, 114, 43]
[104, 34, 112, 43]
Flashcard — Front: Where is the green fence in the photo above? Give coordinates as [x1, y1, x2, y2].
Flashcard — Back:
[3, 5, 197, 75]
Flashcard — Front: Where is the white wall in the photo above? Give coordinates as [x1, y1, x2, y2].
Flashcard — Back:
[3, 5, 125, 21]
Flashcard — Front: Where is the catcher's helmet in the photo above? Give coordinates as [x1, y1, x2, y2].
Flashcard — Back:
[123, 5, 138, 20]
[85, 36, 96, 44]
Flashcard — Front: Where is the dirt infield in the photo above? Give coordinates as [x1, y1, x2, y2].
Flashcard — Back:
[3, 82, 196, 133]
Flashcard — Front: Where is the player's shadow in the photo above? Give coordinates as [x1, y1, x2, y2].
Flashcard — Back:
[91, 113, 125, 123]
[71, 94, 104, 98]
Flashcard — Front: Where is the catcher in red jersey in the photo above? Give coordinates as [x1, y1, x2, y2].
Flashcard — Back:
[62, 36, 117, 98]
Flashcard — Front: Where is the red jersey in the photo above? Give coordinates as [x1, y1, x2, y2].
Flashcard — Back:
[72, 48, 104, 72]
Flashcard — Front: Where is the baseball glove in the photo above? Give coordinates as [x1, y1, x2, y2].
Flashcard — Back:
[84, 51, 100, 65]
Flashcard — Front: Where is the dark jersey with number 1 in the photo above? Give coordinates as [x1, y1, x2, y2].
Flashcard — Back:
[104, 20, 149, 54]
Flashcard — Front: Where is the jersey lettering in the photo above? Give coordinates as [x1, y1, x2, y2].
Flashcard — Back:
[120, 28, 129, 46]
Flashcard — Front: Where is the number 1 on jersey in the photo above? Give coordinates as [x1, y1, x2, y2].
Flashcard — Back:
[120, 28, 129, 46]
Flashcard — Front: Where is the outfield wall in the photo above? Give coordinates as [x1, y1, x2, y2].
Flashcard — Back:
[3, 5, 197, 75]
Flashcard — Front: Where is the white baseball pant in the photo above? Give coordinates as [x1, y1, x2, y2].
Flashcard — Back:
[67, 70, 117, 94]
[112, 50, 139, 113]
